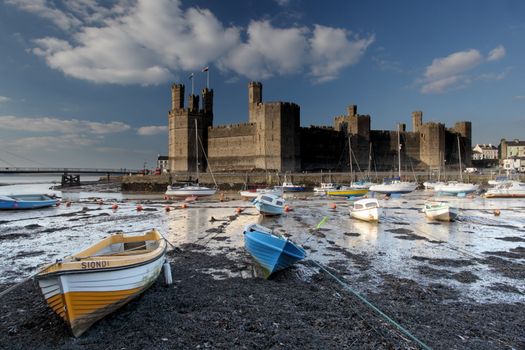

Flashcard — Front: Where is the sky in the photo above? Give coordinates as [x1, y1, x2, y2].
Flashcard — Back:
[0, 0, 524, 169]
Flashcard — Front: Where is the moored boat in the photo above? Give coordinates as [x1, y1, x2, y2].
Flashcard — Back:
[0, 194, 59, 210]
[327, 186, 368, 198]
[313, 182, 337, 194]
[369, 177, 418, 195]
[484, 180, 525, 198]
[243, 223, 306, 278]
[350, 198, 382, 222]
[165, 183, 216, 197]
[434, 182, 478, 196]
[422, 202, 458, 222]
[282, 181, 305, 192]
[240, 187, 283, 199]
[36, 230, 167, 337]
[253, 193, 285, 216]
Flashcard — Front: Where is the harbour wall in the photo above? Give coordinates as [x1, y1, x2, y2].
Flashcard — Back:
[121, 171, 524, 192]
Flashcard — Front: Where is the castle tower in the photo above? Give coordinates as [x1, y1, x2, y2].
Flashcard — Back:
[167, 83, 214, 173]
[419, 122, 445, 168]
[348, 105, 357, 117]
[412, 111, 423, 132]
[171, 84, 184, 110]
[202, 88, 214, 116]
[188, 94, 199, 113]
[248, 81, 262, 122]
[453, 121, 472, 166]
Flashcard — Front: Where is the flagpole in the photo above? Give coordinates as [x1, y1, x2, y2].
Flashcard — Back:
[191, 74, 194, 95]
[206, 69, 209, 89]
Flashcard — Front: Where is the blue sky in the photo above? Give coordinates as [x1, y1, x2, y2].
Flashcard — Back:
[0, 0, 524, 169]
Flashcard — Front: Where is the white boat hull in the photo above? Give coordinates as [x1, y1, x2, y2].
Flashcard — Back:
[165, 186, 216, 197]
[369, 182, 418, 194]
[423, 206, 458, 222]
[350, 207, 382, 222]
[484, 181, 525, 198]
[435, 183, 478, 195]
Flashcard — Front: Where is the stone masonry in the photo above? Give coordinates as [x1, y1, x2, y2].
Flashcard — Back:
[167, 82, 472, 173]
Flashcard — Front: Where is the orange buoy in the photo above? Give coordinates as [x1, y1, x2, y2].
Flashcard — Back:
[330, 203, 337, 210]
[235, 207, 243, 214]
[493, 209, 501, 216]
[284, 205, 292, 212]
[65, 201, 72, 207]
[180, 203, 188, 209]
[111, 203, 119, 210]
[165, 205, 171, 212]
[136, 204, 143, 211]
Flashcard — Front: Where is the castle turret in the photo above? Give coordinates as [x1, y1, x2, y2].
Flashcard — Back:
[347, 105, 357, 117]
[202, 88, 214, 116]
[412, 111, 423, 132]
[188, 94, 199, 113]
[248, 81, 262, 123]
[171, 84, 184, 110]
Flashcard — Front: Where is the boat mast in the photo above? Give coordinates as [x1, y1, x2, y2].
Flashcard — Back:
[457, 135, 463, 182]
[397, 123, 401, 179]
[348, 134, 353, 183]
[195, 118, 199, 182]
[367, 142, 372, 179]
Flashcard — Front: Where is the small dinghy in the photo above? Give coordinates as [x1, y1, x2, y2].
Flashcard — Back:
[253, 193, 285, 216]
[243, 223, 306, 278]
[350, 198, 382, 222]
[422, 202, 458, 222]
[0, 194, 59, 210]
[36, 230, 167, 337]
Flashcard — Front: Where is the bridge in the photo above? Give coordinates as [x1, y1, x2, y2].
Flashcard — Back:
[0, 167, 142, 187]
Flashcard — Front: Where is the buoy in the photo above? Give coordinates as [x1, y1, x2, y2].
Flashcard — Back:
[164, 195, 168, 200]
[111, 203, 119, 210]
[65, 201, 72, 207]
[284, 205, 292, 212]
[136, 204, 143, 211]
[235, 207, 243, 214]
[330, 203, 337, 210]
[163, 260, 173, 285]
[165, 206, 171, 212]
[493, 209, 501, 216]
[180, 203, 188, 209]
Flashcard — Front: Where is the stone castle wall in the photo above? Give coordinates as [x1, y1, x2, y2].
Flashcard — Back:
[167, 82, 472, 173]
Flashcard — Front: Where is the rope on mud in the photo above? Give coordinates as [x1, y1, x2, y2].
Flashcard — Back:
[311, 260, 432, 350]
[0, 271, 40, 298]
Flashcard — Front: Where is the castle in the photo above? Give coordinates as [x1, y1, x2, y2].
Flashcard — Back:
[168, 82, 472, 174]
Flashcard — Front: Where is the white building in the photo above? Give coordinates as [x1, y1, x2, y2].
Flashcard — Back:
[472, 144, 498, 160]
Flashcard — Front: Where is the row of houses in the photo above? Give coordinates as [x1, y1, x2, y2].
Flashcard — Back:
[472, 139, 525, 172]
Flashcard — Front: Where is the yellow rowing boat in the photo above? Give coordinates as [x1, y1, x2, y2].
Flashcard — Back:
[36, 230, 167, 337]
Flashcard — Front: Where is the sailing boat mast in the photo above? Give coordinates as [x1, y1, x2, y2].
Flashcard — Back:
[195, 119, 199, 182]
[457, 135, 463, 182]
[348, 134, 353, 183]
[397, 123, 402, 179]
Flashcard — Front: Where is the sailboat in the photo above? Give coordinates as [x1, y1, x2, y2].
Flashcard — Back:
[351, 142, 375, 189]
[369, 124, 418, 195]
[434, 135, 478, 196]
[327, 135, 369, 198]
[165, 120, 217, 197]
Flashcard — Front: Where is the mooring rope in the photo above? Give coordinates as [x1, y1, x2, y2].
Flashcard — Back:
[311, 260, 432, 350]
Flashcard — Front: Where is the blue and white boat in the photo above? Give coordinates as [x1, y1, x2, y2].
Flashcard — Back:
[253, 194, 285, 216]
[0, 194, 59, 210]
[243, 223, 306, 278]
[282, 182, 305, 192]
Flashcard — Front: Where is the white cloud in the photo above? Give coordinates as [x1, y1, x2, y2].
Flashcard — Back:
[0, 96, 10, 103]
[6, 0, 82, 30]
[420, 46, 507, 94]
[424, 49, 482, 80]
[0, 116, 130, 134]
[274, 0, 291, 6]
[6, 134, 98, 150]
[8, 0, 373, 85]
[488, 45, 506, 61]
[309, 25, 374, 83]
[514, 95, 525, 100]
[137, 125, 167, 136]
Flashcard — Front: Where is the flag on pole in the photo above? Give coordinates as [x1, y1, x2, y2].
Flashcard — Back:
[202, 66, 209, 72]
[188, 73, 194, 79]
